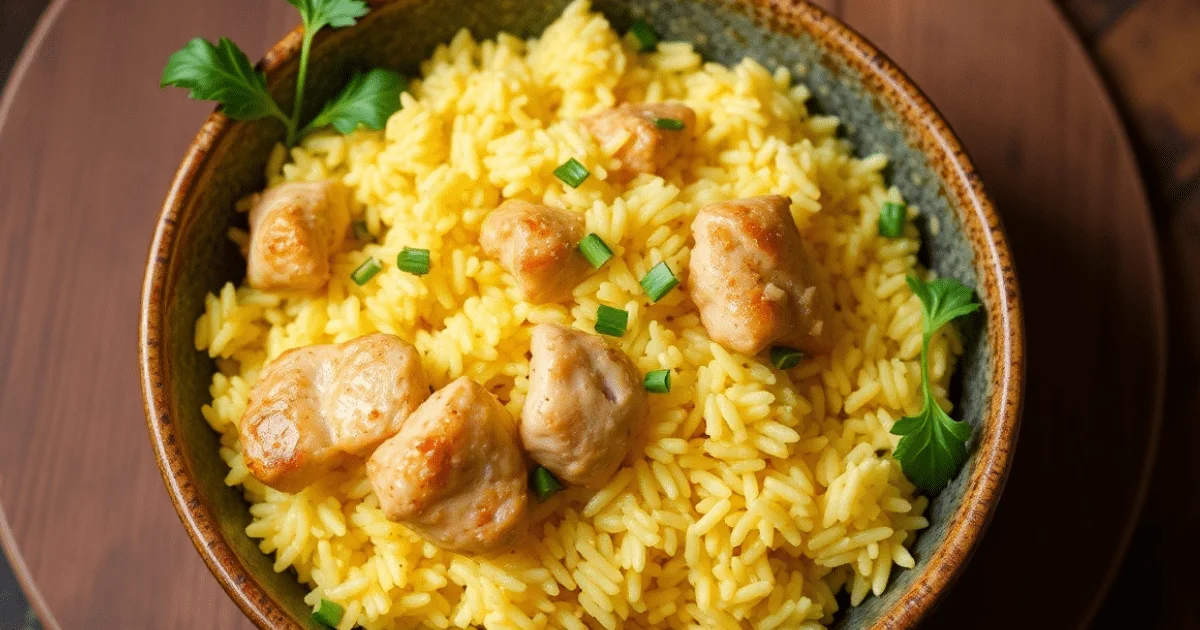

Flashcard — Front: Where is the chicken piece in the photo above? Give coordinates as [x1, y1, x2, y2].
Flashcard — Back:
[367, 377, 529, 553]
[324, 334, 431, 454]
[239, 345, 341, 492]
[240, 334, 429, 492]
[520, 324, 645, 488]
[689, 195, 835, 357]
[580, 102, 696, 182]
[480, 200, 589, 304]
[246, 180, 351, 291]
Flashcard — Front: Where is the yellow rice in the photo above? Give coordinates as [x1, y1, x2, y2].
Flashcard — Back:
[194, 2, 965, 628]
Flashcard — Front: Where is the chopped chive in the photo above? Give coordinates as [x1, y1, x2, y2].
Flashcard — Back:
[628, 20, 659, 52]
[531, 466, 564, 502]
[312, 599, 344, 627]
[770, 346, 805, 370]
[351, 257, 383, 286]
[578, 233, 614, 269]
[639, 262, 679, 302]
[554, 158, 590, 188]
[653, 117, 685, 131]
[878, 201, 907, 238]
[352, 220, 372, 241]
[644, 369, 671, 393]
[397, 247, 430, 275]
[595, 304, 629, 337]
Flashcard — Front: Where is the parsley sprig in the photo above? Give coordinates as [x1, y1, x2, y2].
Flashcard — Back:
[890, 275, 980, 493]
[161, 0, 403, 146]
[300, 69, 408, 138]
[160, 38, 291, 124]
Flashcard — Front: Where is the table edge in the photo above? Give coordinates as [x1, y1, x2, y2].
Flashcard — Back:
[0, 0, 71, 625]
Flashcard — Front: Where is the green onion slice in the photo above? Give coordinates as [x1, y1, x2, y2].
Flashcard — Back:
[397, 247, 430, 275]
[554, 158, 590, 188]
[351, 257, 383, 286]
[578, 233, 614, 269]
[653, 117, 685, 131]
[878, 201, 907, 238]
[640, 262, 679, 302]
[644, 369, 671, 393]
[531, 466, 564, 502]
[770, 346, 805, 370]
[312, 599, 344, 627]
[628, 20, 659, 52]
[352, 220, 372, 241]
[595, 304, 629, 337]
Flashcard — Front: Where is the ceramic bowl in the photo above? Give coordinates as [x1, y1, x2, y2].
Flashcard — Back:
[140, 0, 1024, 627]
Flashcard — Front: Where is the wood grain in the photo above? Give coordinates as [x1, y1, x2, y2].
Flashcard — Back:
[0, 0, 1166, 628]
[1086, 1, 1200, 627]
[0, 3, 295, 628]
[1097, 0, 1200, 197]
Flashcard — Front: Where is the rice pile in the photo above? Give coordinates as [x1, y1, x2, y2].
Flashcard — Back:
[194, 2, 965, 628]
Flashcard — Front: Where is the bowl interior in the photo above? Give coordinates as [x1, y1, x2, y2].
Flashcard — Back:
[149, 0, 1008, 627]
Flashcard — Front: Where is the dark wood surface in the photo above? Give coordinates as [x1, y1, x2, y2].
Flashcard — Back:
[1072, 1, 1200, 628]
[0, 0, 1191, 628]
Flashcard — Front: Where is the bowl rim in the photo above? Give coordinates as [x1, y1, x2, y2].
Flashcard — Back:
[139, 1, 1025, 628]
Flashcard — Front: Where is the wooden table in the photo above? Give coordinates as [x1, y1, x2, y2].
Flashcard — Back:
[0, 0, 1194, 628]
[1062, 1, 1200, 628]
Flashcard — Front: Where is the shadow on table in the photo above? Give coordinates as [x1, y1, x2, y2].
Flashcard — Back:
[0, 546, 38, 630]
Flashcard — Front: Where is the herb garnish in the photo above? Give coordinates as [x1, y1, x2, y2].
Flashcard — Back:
[161, 0, 404, 147]
[350, 256, 383, 286]
[639, 261, 679, 303]
[644, 369, 671, 393]
[627, 20, 659, 52]
[769, 346, 804, 370]
[890, 275, 980, 493]
[160, 38, 290, 123]
[553, 158, 590, 188]
[300, 69, 407, 138]
[578, 233, 614, 269]
[595, 304, 629, 337]
[531, 466, 564, 502]
[397, 247, 431, 276]
[878, 201, 907, 238]
[312, 598, 344, 627]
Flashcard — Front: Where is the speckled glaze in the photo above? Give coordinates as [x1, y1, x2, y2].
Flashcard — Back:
[139, 1, 1024, 628]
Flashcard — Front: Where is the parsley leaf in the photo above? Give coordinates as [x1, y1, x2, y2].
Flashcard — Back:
[286, 0, 370, 31]
[162, 1, 400, 148]
[285, 0, 370, 145]
[300, 69, 406, 136]
[890, 275, 980, 493]
[907, 276, 981, 335]
[160, 37, 289, 123]
[890, 395, 973, 493]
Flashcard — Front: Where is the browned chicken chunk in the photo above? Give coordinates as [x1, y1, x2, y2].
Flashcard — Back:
[240, 334, 428, 492]
[480, 200, 589, 304]
[240, 345, 339, 492]
[367, 377, 529, 553]
[520, 324, 645, 488]
[580, 102, 696, 182]
[246, 180, 351, 291]
[689, 195, 834, 357]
